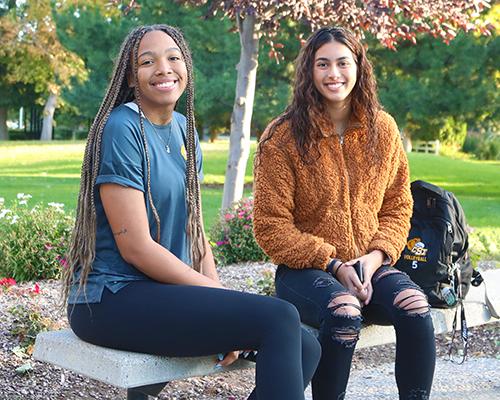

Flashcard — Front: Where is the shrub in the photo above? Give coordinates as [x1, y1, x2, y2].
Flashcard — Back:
[210, 197, 268, 266]
[462, 131, 500, 160]
[0, 194, 74, 282]
[469, 228, 500, 267]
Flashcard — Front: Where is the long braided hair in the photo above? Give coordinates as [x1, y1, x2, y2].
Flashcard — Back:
[257, 26, 381, 164]
[62, 25, 205, 305]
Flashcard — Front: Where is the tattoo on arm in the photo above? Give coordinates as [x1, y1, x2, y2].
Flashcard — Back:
[113, 228, 128, 237]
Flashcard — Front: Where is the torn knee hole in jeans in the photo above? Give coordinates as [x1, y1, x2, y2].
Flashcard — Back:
[394, 288, 430, 316]
[373, 268, 404, 284]
[327, 294, 362, 320]
[331, 326, 360, 347]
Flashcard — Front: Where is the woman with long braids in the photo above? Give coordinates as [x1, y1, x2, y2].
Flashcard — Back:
[62, 25, 320, 400]
[253, 27, 436, 400]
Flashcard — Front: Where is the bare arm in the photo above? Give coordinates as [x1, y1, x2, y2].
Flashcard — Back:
[201, 238, 220, 282]
[100, 183, 223, 288]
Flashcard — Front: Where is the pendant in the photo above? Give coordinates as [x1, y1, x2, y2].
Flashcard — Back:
[165, 145, 171, 153]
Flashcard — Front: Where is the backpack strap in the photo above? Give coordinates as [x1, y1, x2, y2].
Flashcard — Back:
[448, 298, 468, 364]
[447, 266, 468, 364]
[448, 268, 497, 363]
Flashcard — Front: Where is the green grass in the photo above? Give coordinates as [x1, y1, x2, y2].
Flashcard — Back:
[408, 153, 500, 229]
[1, 142, 498, 241]
[0, 140, 256, 230]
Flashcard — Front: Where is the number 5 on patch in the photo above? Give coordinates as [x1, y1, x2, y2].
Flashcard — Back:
[412, 260, 418, 269]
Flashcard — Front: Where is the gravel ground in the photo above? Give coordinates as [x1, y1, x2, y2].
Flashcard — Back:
[0, 262, 498, 400]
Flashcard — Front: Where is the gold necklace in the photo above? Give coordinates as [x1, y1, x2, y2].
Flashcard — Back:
[145, 117, 173, 154]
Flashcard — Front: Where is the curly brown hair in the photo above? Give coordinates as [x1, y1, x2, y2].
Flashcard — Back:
[258, 26, 381, 164]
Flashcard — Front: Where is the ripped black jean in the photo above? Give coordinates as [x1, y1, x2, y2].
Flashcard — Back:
[275, 265, 436, 400]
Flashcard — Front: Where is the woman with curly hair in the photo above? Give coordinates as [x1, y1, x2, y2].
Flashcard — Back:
[253, 27, 436, 400]
[62, 24, 320, 400]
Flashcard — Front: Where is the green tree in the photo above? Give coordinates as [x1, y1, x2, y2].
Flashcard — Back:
[0, 0, 36, 140]
[372, 7, 499, 145]
[56, 3, 135, 125]
[0, 0, 88, 140]
[56, 0, 240, 137]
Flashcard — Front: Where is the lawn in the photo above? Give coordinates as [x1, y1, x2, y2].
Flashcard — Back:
[0, 140, 255, 230]
[408, 153, 500, 229]
[1, 141, 498, 236]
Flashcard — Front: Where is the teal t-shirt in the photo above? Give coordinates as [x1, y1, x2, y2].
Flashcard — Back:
[69, 103, 203, 304]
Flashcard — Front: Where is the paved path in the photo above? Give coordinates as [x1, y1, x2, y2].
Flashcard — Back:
[305, 357, 500, 399]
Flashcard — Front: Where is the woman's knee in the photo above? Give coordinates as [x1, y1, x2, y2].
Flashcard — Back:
[392, 287, 435, 340]
[260, 297, 301, 331]
[393, 288, 431, 317]
[327, 293, 362, 318]
[276, 298, 301, 326]
[321, 292, 363, 348]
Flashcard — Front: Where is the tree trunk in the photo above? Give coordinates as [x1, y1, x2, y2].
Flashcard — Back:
[40, 92, 57, 141]
[221, 14, 260, 209]
[0, 107, 8, 140]
[402, 131, 413, 153]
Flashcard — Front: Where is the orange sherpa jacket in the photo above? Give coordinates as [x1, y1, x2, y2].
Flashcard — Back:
[253, 110, 413, 270]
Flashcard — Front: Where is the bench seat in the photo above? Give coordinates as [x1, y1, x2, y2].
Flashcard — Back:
[33, 269, 499, 396]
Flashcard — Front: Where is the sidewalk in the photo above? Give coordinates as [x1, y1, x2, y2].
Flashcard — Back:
[305, 357, 500, 399]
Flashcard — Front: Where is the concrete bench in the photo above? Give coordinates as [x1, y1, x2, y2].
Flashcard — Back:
[34, 269, 499, 399]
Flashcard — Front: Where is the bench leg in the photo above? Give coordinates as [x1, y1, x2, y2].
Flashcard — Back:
[127, 382, 168, 400]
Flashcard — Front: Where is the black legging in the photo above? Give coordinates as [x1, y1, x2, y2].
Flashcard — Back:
[275, 265, 436, 400]
[68, 281, 321, 400]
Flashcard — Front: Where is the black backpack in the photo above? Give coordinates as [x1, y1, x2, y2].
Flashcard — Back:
[395, 180, 479, 308]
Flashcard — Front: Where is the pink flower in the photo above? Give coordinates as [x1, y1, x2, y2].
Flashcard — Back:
[31, 283, 41, 294]
[224, 213, 234, 221]
[44, 243, 53, 251]
[0, 277, 16, 287]
[57, 256, 69, 269]
[216, 240, 227, 246]
[243, 225, 251, 230]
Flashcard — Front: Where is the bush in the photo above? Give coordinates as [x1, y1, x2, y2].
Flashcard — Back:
[53, 126, 88, 140]
[7, 129, 38, 141]
[210, 197, 268, 266]
[462, 131, 500, 160]
[0, 194, 74, 282]
[469, 228, 500, 267]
